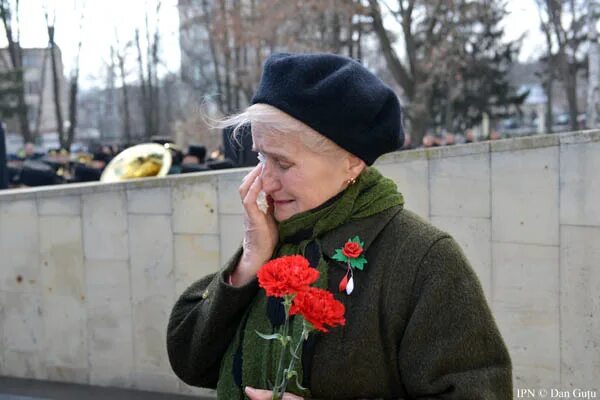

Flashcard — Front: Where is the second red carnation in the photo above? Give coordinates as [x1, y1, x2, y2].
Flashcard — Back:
[290, 287, 346, 332]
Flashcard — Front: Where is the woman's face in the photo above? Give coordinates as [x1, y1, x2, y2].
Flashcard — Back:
[252, 130, 357, 222]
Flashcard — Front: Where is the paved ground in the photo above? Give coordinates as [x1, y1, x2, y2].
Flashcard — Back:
[0, 377, 211, 400]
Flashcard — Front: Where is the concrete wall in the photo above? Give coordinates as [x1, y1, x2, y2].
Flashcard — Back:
[1, 130, 599, 395]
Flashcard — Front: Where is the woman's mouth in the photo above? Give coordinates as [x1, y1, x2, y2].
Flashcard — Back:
[274, 199, 294, 206]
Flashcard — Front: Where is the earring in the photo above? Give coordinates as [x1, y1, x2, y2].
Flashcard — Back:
[345, 177, 357, 186]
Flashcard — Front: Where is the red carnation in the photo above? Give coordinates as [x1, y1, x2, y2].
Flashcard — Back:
[342, 241, 363, 258]
[290, 287, 346, 332]
[257, 255, 319, 298]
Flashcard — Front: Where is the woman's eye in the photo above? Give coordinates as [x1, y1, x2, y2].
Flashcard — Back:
[277, 160, 292, 170]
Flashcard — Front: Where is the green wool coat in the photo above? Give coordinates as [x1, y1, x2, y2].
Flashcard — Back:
[167, 206, 513, 399]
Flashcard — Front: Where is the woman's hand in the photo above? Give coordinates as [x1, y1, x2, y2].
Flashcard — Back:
[245, 387, 303, 400]
[231, 164, 278, 286]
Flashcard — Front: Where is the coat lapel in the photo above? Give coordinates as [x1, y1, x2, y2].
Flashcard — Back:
[320, 205, 403, 261]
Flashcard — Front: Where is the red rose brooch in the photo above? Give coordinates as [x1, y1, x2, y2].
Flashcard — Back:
[332, 236, 367, 295]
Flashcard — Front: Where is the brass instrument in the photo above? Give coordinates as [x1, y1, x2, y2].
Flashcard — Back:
[100, 143, 172, 183]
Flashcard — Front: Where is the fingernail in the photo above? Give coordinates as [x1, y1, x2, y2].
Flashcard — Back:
[244, 386, 254, 393]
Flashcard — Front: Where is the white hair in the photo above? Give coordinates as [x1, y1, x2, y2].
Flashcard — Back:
[216, 104, 346, 156]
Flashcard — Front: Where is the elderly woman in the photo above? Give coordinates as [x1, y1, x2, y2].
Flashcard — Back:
[167, 53, 512, 399]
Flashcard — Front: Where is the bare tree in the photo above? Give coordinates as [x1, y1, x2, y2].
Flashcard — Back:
[134, 28, 148, 137]
[0, 0, 32, 142]
[33, 48, 49, 136]
[535, 0, 590, 131]
[536, 5, 557, 133]
[112, 40, 133, 143]
[44, 5, 85, 150]
[180, 0, 361, 115]
[135, 1, 162, 140]
[66, 9, 84, 150]
[45, 11, 83, 150]
[368, 0, 466, 144]
[369, 0, 523, 144]
[45, 11, 65, 146]
[587, 0, 600, 128]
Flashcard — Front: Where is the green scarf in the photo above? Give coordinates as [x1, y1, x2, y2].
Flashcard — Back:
[216, 167, 404, 399]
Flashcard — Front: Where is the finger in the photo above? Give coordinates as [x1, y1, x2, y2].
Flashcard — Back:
[242, 163, 262, 183]
[242, 174, 265, 218]
[239, 164, 263, 200]
[239, 164, 262, 200]
[283, 393, 304, 400]
[244, 387, 271, 400]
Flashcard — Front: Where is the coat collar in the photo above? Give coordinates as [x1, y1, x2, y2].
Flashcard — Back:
[320, 205, 403, 259]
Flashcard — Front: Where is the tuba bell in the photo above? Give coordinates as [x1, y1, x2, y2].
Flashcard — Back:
[100, 143, 173, 183]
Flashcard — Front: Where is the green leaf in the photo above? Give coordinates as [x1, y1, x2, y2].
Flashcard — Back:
[349, 235, 364, 247]
[293, 371, 307, 391]
[349, 256, 367, 271]
[331, 248, 348, 262]
[284, 368, 307, 391]
[255, 331, 283, 342]
[285, 368, 298, 380]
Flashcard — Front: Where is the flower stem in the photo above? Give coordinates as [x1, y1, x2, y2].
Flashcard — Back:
[273, 296, 292, 398]
[280, 324, 310, 395]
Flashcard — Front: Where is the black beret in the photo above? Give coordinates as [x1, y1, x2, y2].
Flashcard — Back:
[252, 52, 403, 165]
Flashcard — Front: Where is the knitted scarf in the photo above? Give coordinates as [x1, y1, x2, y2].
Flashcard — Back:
[216, 167, 404, 399]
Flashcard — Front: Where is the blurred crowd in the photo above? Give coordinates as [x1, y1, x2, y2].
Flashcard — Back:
[3, 128, 258, 189]
[418, 129, 503, 148]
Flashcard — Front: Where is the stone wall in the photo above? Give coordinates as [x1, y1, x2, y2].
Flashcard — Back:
[1, 130, 599, 396]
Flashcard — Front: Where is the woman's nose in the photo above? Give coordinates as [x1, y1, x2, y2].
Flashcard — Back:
[260, 161, 281, 193]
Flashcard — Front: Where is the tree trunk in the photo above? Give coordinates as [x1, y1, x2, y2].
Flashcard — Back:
[356, 15, 362, 61]
[0, 2, 32, 142]
[587, 4, 599, 128]
[368, 0, 413, 97]
[135, 29, 151, 140]
[33, 48, 49, 136]
[202, 0, 225, 113]
[150, 3, 161, 138]
[16, 83, 31, 142]
[409, 105, 430, 148]
[117, 52, 131, 144]
[219, 0, 233, 113]
[544, 78, 554, 134]
[48, 26, 65, 145]
[444, 87, 453, 133]
[561, 56, 579, 130]
[545, 0, 580, 131]
[152, 35, 160, 137]
[65, 77, 78, 150]
[145, 13, 156, 139]
[232, 0, 241, 111]
[64, 22, 83, 151]
[331, 5, 341, 52]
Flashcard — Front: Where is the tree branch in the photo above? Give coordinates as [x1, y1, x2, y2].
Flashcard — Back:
[368, 0, 413, 97]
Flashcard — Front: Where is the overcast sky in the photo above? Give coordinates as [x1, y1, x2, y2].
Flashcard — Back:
[2, 0, 548, 88]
